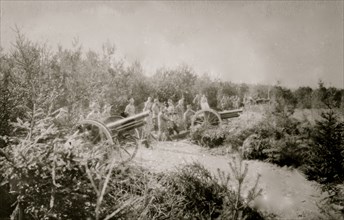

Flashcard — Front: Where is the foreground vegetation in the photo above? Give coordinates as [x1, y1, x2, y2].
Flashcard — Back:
[0, 107, 270, 219]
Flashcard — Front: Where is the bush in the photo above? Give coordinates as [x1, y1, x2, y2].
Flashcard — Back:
[202, 127, 228, 148]
[226, 127, 256, 152]
[240, 111, 310, 168]
[241, 134, 270, 161]
[302, 110, 344, 185]
[190, 124, 207, 145]
[317, 184, 344, 220]
[0, 108, 150, 220]
[146, 163, 225, 219]
[190, 125, 228, 148]
[145, 161, 265, 220]
[263, 137, 309, 167]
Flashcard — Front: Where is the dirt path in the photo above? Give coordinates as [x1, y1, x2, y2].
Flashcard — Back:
[132, 141, 324, 220]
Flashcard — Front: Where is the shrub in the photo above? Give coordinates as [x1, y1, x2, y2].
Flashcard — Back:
[317, 184, 344, 220]
[0, 108, 150, 220]
[201, 127, 228, 148]
[241, 134, 270, 161]
[146, 163, 225, 219]
[226, 127, 256, 152]
[190, 124, 207, 145]
[302, 110, 344, 185]
[190, 125, 228, 148]
[145, 161, 266, 220]
[240, 111, 310, 168]
[263, 137, 309, 167]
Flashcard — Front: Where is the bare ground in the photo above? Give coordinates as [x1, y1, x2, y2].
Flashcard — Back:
[132, 140, 325, 220]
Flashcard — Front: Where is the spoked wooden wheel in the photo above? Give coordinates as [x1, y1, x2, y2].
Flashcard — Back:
[71, 119, 114, 147]
[105, 115, 142, 163]
[191, 109, 222, 128]
[113, 129, 140, 164]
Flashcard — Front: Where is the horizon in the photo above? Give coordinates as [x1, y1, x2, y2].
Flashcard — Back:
[1, 1, 343, 89]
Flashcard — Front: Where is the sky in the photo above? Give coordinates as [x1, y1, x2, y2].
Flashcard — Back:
[1, 1, 343, 88]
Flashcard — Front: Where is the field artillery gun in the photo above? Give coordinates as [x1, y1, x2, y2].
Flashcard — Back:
[72, 107, 242, 162]
[191, 108, 243, 128]
[73, 111, 150, 163]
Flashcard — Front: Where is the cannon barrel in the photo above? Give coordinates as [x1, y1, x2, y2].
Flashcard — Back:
[106, 111, 150, 132]
[218, 108, 243, 120]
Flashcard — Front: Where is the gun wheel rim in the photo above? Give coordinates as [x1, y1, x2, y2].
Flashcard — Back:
[191, 109, 222, 128]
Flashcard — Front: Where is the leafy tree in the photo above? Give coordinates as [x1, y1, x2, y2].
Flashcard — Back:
[270, 85, 297, 117]
[249, 84, 270, 99]
[152, 65, 197, 103]
[218, 81, 237, 97]
[294, 86, 313, 109]
[312, 80, 342, 109]
[237, 84, 249, 99]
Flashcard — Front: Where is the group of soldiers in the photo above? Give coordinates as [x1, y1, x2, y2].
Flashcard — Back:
[219, 95, 265, 110]
[220, 95, 241, 110]
[124, 96, 202, 141]
[85, 93, 254, 141]
[83, 95, 208, 141]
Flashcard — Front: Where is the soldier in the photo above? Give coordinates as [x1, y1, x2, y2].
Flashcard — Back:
[220, 95, 227, 110]
[200, 94, 210, 110]
[167, 99, 179, 135]
[233, 96, 240, 109]
[158, 107, 172, 141]
[151, 98, 160, 131]
[87, 101, 101, 119]
[143, 97, 154, 132]
[193, 94, 201, 110]
[124, 98, 135, 117]
[102, 104, 112, 119]
[175, 99, 185, 130]
[167, 99, 175, 115]
[143, 97, 153, 112]
[183, 104, 195, 129]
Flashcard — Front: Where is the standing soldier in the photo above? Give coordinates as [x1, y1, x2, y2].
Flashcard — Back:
[143, 97, 154, 133]
[101, 104, 112, 120]
[167, 99, 175, 115]
[143, 97, 153, 112]
[151, 98, 160, 132]
[167, 99, 179, 134]
[124, 98, 135, 117]
[158, 107, 172, 141]
[193, 94, 201, 110]
[220, 95, 227, 110]
[200, 94, 210, 110]
[183, 104, 195, 129]
[175, 99, 185, 130]
[234, 96, 241, 109]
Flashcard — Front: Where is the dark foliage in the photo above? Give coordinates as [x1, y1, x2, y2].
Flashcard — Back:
[190, 125, 227, 148]
[302, 111, 344, 185]
[145, 163, 265, 220]
[240, 111, 310, 168]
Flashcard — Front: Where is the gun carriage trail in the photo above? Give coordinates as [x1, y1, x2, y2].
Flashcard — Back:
[133, 140, 324, 220]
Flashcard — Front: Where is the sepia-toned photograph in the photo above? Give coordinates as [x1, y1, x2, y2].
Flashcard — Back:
[0, 1, 343, 219]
